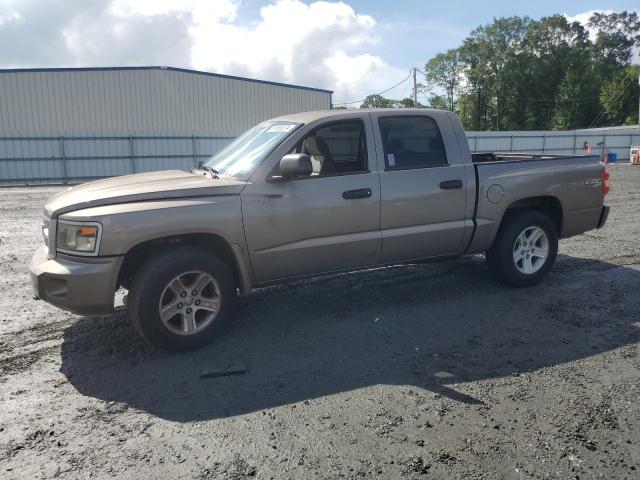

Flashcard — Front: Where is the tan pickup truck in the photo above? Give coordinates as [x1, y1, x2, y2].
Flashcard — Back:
[30, 109, 609, 351]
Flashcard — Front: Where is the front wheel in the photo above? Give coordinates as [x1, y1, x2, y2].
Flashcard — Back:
[127, 247, 237, 351]
[486, 209, 558, 287]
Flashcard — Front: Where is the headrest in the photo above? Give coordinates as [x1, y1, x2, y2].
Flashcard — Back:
[304, 136, 330, 156]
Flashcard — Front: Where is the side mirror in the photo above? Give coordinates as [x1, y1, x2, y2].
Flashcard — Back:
[279, 153, 313, 178]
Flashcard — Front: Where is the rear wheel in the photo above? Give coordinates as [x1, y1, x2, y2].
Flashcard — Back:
[486, 209, 558, 287]
[127, 247, 237, 351]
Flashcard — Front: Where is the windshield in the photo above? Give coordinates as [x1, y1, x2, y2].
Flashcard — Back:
[205, 120, 300, 178]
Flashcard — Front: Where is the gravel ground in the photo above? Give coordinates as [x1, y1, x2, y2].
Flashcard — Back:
[1, 165, 639, 479]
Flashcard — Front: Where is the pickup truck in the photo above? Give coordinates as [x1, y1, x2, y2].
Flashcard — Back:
[30, 109, 610, 351]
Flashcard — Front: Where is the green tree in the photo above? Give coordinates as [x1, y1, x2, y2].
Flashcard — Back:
[458, 16, 531, 130]
[394, 98, 425, 108]
[426, 94, 449, 110]
[589, 11, 640, 66]
[599, 65, 640, 125]
[435, 12, 639, 131]
[551, 67, 599, 130]
[523, 15, 594, 129]
[455, 93, 478, 130]
[421, 10, 640, 130]
[359, 95, 423, 109]
[360, 94, 393, 108]
[423, 49, 462, 111]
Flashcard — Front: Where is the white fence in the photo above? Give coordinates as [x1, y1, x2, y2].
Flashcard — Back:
[467, 128, 640, 161]
[1, 127, 639, 185]
[0, 135, 234, 185]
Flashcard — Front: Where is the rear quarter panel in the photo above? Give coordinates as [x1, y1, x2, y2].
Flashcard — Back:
[468, 156, 604, 253]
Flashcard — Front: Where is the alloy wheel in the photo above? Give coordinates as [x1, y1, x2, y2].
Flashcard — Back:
[158, 271, 221, 335]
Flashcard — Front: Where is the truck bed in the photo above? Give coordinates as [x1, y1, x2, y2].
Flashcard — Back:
[465, 151, 605, 255]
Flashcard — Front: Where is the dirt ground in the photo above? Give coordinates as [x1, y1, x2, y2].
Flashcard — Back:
[1, 165, 639, 479]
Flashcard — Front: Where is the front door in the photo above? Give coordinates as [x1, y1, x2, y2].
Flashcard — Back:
[241, 118, 382, 283]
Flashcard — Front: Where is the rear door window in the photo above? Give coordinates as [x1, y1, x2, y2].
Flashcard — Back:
[379, 116, 448, 170]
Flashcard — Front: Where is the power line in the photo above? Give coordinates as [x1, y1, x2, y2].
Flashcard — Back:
[333, 70, 413, 106]
[588, 73, 635, 128]
[412, 67, 418, 107]
[397, 75, 412, 100]
[335, 65, 606, 110]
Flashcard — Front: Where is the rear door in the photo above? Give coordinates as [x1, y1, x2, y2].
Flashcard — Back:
[370, 111, 473, 262]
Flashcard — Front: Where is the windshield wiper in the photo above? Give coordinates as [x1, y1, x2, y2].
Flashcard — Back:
[187, 162, 220, 179]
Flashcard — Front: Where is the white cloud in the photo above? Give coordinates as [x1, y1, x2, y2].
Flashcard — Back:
[563, 9, 640, 63]
[563, 9, 614, 40]
[0, 0, 407, 104]
[110, 0, 238, 20]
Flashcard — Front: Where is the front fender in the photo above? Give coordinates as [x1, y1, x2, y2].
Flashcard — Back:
[58, 196, 252, 293]
[60, 196, 243, 254]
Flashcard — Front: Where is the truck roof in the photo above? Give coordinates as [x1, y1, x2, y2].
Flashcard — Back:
[274, 108, 447, 124]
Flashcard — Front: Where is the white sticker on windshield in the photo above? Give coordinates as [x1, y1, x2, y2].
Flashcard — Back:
[267, 124, 295, 133]
[387, 153, 396, 167]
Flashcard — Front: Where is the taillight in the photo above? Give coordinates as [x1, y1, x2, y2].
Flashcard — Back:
[602, 166, 610, 196]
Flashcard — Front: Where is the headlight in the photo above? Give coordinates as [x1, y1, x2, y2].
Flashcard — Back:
[56, 221, 102, 256]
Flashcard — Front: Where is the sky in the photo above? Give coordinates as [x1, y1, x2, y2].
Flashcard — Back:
[0, 0, 638, 104]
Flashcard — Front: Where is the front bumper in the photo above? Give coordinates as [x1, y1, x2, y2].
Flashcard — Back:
[596, 205, 609, 229]
[29, 245, 123, 315]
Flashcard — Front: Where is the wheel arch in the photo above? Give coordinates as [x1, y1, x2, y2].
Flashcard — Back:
[500, 195, 563, 237]
[117, 233, 252, 295]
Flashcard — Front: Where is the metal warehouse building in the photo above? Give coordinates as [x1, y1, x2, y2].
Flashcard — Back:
[0, 66, 332, 184]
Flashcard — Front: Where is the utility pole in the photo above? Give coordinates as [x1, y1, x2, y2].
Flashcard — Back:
[637, 74, 640, 130]
[412, 67, 418, 108]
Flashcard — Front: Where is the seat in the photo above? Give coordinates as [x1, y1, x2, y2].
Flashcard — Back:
[303, 136, 335, 175]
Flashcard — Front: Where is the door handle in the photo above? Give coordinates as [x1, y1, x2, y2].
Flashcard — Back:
[439, 179, 463, 190]
[342, 188, 372, 200]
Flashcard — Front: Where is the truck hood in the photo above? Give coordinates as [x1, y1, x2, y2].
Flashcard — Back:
[45, 170, 247, 217]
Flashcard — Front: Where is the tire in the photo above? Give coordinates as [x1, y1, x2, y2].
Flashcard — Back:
[486, 209, 558, 287]
[127, 247, 237, 352]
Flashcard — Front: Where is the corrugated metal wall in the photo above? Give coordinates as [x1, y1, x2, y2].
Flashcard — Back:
[0, 67, 331, 183]
[0, 67, 331, 136]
